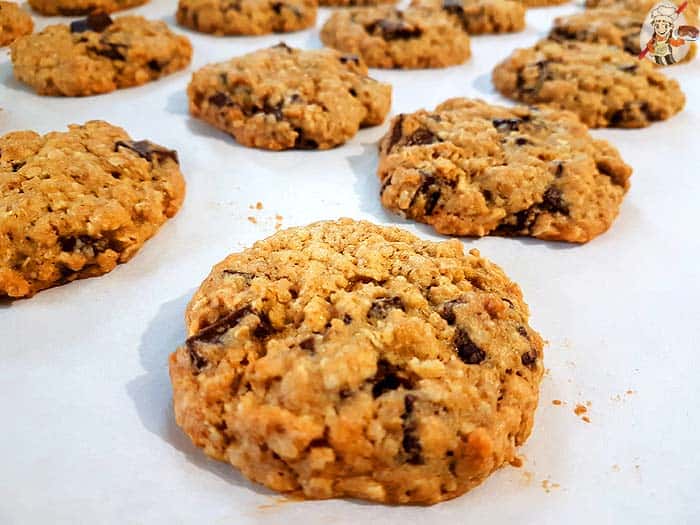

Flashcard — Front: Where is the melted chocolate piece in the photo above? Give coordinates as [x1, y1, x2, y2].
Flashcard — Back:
[371, 359, 412, 398]
[454, 328, 486, 364]
[70, 13, 114, 33]
[521, 349, 538, 367]
[368, 296, 405, 320]
[366, 19, 422, 41]
[115, 140, 179, 164]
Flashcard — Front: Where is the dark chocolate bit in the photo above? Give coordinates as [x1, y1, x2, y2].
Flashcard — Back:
[371, 359, 412, 398]
[253, 311, 274, 339]
[515, 137, 530, 146]
[339, 54, 360, 65]
[521, 349, 538, 367]
[617, 64, 638, 73]
[454, 328, 486, 364]
[115, 140, 179, 165]
[294, 129, 319, 150]
[58, 237, 77, 252]
[540, 186, 569, 215]
[271, 1, 283, 14]
[517, 326, 528, 337]
[442, 0, 464, 14]
[409, 173, 442, 216]
[517, 60, 550, 94]
[91, 43, 125, 60]
[342, 313, 353, 325]
[438, 299, 464, 325]
[70, 13, 114, 33]
[492, 118, 521, 132]
[366, 19, 422, 41]
[186, 307, 253, 347]
[272, 42, 293, 52]
[401, 394, 423, 464]
[386, 114, 404, 152]
[209, 92, 233, 107]
[147, 59, 163, 72]
[11, 161, 25, 172]
[189, 346, 208, 372]
[299, 337, 316, 352]
[554, 161, 564, 178]
[405, 128, 437, 147]
[368, 296, 405, 320]
[222, 269, 255, 281]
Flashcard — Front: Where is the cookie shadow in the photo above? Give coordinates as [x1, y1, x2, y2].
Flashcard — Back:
[472, 71, 496, 97]
[165, 89, 190, 116]
[125, 292, 275, 496]
[0, 62, 35, 96]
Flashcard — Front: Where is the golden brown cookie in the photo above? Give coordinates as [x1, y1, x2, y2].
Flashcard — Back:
[0, 121, 185, 299]
[170, 218, 544, 504]
[411, 0, 525, 34]
[378, 98, 632, 243]
[492, 40, 685, 128]
[28, 0, 147, 15]
[0, 1, 33, 47]
[11, 14, 192, 97]
[187, 43, 392, 150]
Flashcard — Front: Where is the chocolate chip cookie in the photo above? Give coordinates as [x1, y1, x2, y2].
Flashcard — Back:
[188, 44, 391, 150]
[378, 98, 632, 243]
[492, 40, 685, 128]
[411, 0, 525, 34]
[0, 121, 185, 299]
[549, 8, 645, 55]
[10, 14, 192, 97]
[28, 0, 147, 15]
[517, 0, 568, 6]
[169, 218, 544, 504]
[320, 6, 471, 69]
[0, 2, 33, 47]
[319, 0, 396, 5]
[176, 0, 316, 36]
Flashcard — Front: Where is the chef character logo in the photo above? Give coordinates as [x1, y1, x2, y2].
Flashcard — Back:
[639, 1, 699, 65]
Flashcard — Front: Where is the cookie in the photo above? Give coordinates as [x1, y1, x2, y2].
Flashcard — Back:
[187, 44, 391, 150]
[411, 0, 525, 34]
[516, 0, 568, 7]
[28, 0, 147, 15]
[319, 0, 396, 5]
[169, 218, 544, 504]
[378, 98, 632, 243]
[549, 8, 645, 55]
[176, 0, 316, 36]
[320, 6, 471, 69]
[0, 121, 185, 299]
[10, 14, 192, 97]
[492, 40, 685, 128]
[0, 2, 33, 47]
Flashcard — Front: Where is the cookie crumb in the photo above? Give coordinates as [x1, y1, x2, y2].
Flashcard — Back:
[247, 216, 257, 224]
[582, 416, 591, 423]
[509, 456, 523, 468]
[574, 404, 587, 416]
[552, 399, 562, 406]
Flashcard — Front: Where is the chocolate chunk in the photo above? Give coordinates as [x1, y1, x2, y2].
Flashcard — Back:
[405, 128, 437, 147]
[59, 237, 77, 251]
[349, 88, 357, 97]
[342, 314, 353, 325]
[554, 161, 564, 178]
[424, 190, 441, 215]
[253, 311, 274, 339]
[11, 161, 25, 172]
[454, 328, 486, 364]
[386, 114, 405, 152]
[410, 173, 442, 216]
[371, 359, 412, 398]
[368, 296, 405, 320]
[272, 42, 293, 52]
[188, 346, 208, 372]
[222, 269, 255, 281]
[91, 43, 125, 61]
[515, 137, 530, 146]
[617, 64, 638, 73]
[186, 307, 253, 347]
[442, 0, 464, 14]
[147, 59, 163, 72]
[209, 92, 232, 107]
[70, 13, 114, 33]
[401, 395, 423, 464]
[367, 19, 422, 40]
[494, 208, 532, 236]
[517, 326, 528, 337]
[404, 394, 416, 415]
[518, 60, 550, 94]
[540, 187, 569, 215]
[115, 140, 179, 165]
[492, 118, 521, 132]
[438, 299, 463, 325]
[271, 1, 283, 13]
[339, 54, 360, 65]
[299, 337, 315, 352]
[294, 129, 319, 150]
[521, 349, 538, 367]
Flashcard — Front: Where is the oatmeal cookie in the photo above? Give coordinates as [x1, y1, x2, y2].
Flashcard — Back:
[0, 2, 33, 47]
[411, 0, 525, 34]
[28, 0, 147, 16]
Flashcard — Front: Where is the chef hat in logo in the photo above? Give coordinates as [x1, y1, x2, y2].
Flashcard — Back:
[651, 2, 679, 24]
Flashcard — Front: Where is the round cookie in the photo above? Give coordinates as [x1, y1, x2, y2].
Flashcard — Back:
[492, 40, 686, 128]
[319, 0, 396, 7]
[28, 0, 147, 15]
[176, 0, 316, 36]
[410, 0, 525, 34]
[169, 218, 544, 504]
[378, 98, 632, 243]
[320, 6, 471, 69]
[0, 2, 33, 47]
[0, 121, 185, 299]
[10, 14, 192, 97]
[187, 43, 392, 150]
[516, 0, 568, 7]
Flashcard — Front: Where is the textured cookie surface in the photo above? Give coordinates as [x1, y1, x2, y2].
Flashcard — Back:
[0, 2, 33, 47]
[11, 14, 192, 96]
[549, 8, 645, 55]
[0, 121, 185, 298]
[320, 6, 471, 69]
[517, 0, 568, 6]
[28, 0, 147, 15]
[378, 98, 632, 243]
[411, 0, 525, 34]
[492, 40, 685, 128]
[176, 0, 316, 35]
[319, 0, 395, 5]
[188, 44, 392, 150]
[169, 218, 544, 504]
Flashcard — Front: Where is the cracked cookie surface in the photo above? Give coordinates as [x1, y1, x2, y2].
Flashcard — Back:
[378, 98, 632, 243]
[0, 121, 185, 298]
[10, 14, 192, 96]
[320, 6, 471, 69]
[410, 0, 525, 35]
[28, 0, 147, 15]
[492, 40, 685, 128]
[0, 2, 33, 47]
[169, 218, 544, 504]
[187, 44, 391, 150]
[176, 0, 316, 35]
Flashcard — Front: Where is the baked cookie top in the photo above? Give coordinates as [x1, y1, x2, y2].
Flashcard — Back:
[492, 40, 686, 128]
[176, 0, 317, 36]
[187, 43, 391, 150]
[0, 1, 33, 47]
[410, 0, 526, 35]
[319, 0, 396, 6]
[378, 98, 632, 243]
[10, 14, 192, 96]
[169, 218, 544, 504]
[0, 121, 185, 299]
[28, 0, 147, 15]
[320, 6, 471, 69]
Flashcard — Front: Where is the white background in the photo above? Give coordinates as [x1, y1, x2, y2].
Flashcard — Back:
[1, 1, 699, 523]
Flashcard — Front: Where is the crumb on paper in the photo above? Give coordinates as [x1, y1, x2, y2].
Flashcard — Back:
[510, 456, 523, 468]
[552, 399, 563, 406]
[586, 400, 592, 407]
[247, 216, 257, 224]
[582, 416, 591, 423]
[249, 202, 264, 210]
[574, 404, 587, 416]
[274, 214, 284, 231]
[521, 470, 534, 485]
[612, 464, 621, 472]
[541, 479, 561, 493]
[626, 389, 636, 395]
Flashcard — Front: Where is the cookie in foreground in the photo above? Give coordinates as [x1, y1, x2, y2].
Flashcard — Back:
[176, 0, 316, 36]
[170, 218, 544, 504]
[320, 6, 471, 69]
[0, 121, 185, 298]
[187, 44, 392, 150]
[410, 0, 525, 35]
[0, 1, 33, 47]
[10, 14, 192, 97]
[28, 0, 147, 15]
[378, 98, 632, 243]
[492, 40, 685, 128]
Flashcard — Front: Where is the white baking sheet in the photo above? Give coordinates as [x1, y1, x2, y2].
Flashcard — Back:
[1, 1, 699, 523]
